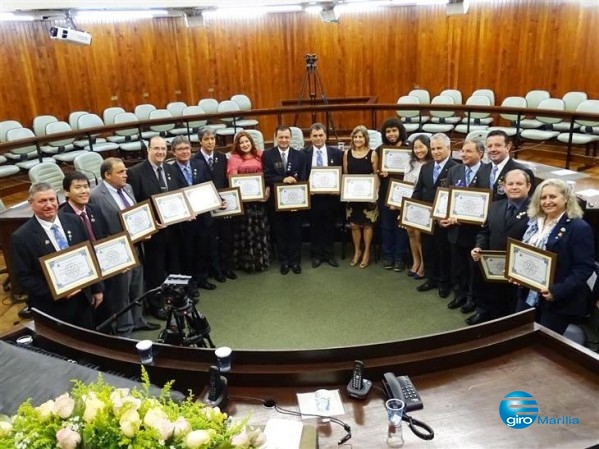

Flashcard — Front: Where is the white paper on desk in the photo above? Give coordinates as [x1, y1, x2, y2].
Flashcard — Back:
[577, 189, 599, 197]
[551, 169, 577, 176]
[263, 418, 303, 449]
[297, 389, 345, 418]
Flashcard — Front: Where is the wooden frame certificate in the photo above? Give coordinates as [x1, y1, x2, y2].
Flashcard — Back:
[119, 200, 158, 243]
[183, 181, 222, 215]
[340, 175, 378, 202]
[229, 173, 266, 201]
[380, 147, 411, 174]
[211, 187, 244, 218]
[479, 250, 508, 282]
[151, 190, 194, 226]
[385, 179, 414, 208]
[448, 187, 492, 224]
[399, 198, 434, 234]
[93, 232, 139, 279]
[275, 182, 311, 211]
[39, 241, 101, 300]
[505, 238, 557, 291]
[432, 187, 450, 220]
[309, 166, 341, 194]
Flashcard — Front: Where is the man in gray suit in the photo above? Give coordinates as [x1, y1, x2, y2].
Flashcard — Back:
[90, 157, 160, 336]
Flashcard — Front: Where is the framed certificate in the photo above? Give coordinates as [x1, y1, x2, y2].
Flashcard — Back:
[340, 174, 378, 202]
[119, 200, 158, 243]
[229, 173, 266, 201]
[93, 232, 140, 279]
[39, 241, 101, 300]
[385, 179, 414, 208]
[432, 187, 450, 220]
[274, 182, 311, 211]
[151, 190, 194, 226]
[380, 147, 411, 174]
[183, 181, 222, 215]
[211, 187, 244, 218]
[399, 198, 434, 234]
[479, 250, 508, 282]
[448, 187, 492, 225]
[309, 166, 342, 194]
[505, 238, 557, 292]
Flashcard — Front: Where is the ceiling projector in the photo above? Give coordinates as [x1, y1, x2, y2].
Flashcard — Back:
[50, 26, 92, 45]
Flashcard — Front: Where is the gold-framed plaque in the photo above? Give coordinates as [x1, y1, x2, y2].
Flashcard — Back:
[39, 241, 102, 300]
[183, 181, 222, 215]
[151, 189, 194, 226]
[93, 232, 140, 280]
[274, 182, 311, 211]
[385, 179, 414, 208]
[448, 187, 492, 225]
[432, 187, 450, 220]
[399, 198, 434, 234]
[479, 250, 508, 282]
[308, 166, 342, 194]
[505, 238, 557, 292]
[118, 200, 158, 243]
[340, 174, 378, 202]
[210, 187, 245, 218]
[380, 147, 411, 174]
[229, 173, 266, 201]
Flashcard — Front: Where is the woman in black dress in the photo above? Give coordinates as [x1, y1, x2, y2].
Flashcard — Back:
[343, 125, 379, 268]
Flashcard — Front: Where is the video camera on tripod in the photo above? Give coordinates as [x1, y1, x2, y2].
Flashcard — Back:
[157, 275, 215, 348]
[305, 53, 318, 68]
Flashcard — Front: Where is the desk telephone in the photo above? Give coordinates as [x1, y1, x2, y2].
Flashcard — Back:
[382, 372, 424, 412]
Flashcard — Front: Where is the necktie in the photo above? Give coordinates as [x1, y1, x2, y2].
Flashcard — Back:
[80, 211, 96, 242]
[281, 152, 288, 170]
[207, 156, 214, 171]
[183, 165, 192, 185]
[51, 224, 69, 250]
[465, 168, 472, 186]
[316, 150, 323, 167]
[507, 204, 516, 218]
[490, 165, 498, 188]
[117, 188, 131, 208]
[156, 166, 167, 191]
[433, 164, 441, 184]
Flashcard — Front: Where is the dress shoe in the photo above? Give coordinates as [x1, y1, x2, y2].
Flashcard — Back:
[18, 305, 32, 319]
[134, 322, 161, 331]
[438, 288, 451, 298]
[412, 273, 426, 280]
[280, 265, 290, 275]
[393, 261, 406, 272]
[327, 258, 339, 267]
[214, 275, 227, 283]
[150, 307, 168, 321]
[312, 258, 321, 268]
[417, 281, 438, 292]
[199, 281, 217, 290]
[383, 260, 393, 270]
[447, 296, 467, 309]
[460, 301, 476, 314]
[225, 270, 237, 280]
[407, 270, 416, 277]
[466, 313, 490, 325]
[292, 265, 302, 274]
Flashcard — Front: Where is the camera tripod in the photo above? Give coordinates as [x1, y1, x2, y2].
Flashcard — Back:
[295, 54, 338, 140]
[158, 294, 215, 348]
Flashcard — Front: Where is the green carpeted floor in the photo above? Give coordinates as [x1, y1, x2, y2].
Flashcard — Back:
[134, 247, 469, 350]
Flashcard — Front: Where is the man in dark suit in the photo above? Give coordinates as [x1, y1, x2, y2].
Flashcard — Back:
[477, 130, 535, 201]
[304, 123, 343, 268]
[469, 169, 532, 324]
[412, 133, 457, 298]
[127, 136, 183, 320]
[9, 182, 103, 328]
[89, 157, 161, 335]
[192, 128, 236, 281]
[441, 140, 488, 311]
[263, 125, 307, 274]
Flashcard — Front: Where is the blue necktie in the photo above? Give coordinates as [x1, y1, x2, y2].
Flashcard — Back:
[433, 164, 441, 184]
[316, 150, 323, 167]
[490, 165, 498, 188]
[465, 168, 472, 186]
[183, 166, 192, 186]
[51, 224, 69, 250]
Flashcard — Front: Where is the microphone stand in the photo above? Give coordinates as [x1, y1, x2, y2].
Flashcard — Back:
[96, 286, 162, 333]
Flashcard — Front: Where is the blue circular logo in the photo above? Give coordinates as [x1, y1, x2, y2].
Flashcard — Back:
[499, 391, 538, 429]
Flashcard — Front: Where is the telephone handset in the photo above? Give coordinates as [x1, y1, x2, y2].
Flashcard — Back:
[346, 360, 372, 399]
[203, 365, 228, 408]
[382, 372, 423, 412]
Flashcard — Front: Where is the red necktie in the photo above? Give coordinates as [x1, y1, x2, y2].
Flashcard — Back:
[80, 210, 96, 242]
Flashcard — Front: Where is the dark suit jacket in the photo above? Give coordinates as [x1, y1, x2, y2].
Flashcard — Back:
[59, 201, 109, 241]
[127, 160, 183, 202]
[477, 158, 535, 201]
[89, 182, 137, 235]
[412, 158, 458, 203]
[476, 198, 530, 251]
[193, 150, 229, 189]
[303, 145, 343, 176]
[263, 146, 307, 187]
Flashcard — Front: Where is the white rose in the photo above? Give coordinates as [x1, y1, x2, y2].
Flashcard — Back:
[185, 429, 211, 449]
[154, 418, 174, 441]
[54, 393, 75, 419]
[119, 409, 141, 438]
[110, 388, 131, 415]
[83, 394, 105, 423]
[143, 407, 168, 428]
[231, 429, 250, 446]
[56, 427, 81, 449]
[37, 400, 55, 419]
[0, 421, 13, 437]
[172, 417, 191, 438]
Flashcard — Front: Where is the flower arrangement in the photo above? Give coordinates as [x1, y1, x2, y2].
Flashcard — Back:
[0, 368, 265, 449]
